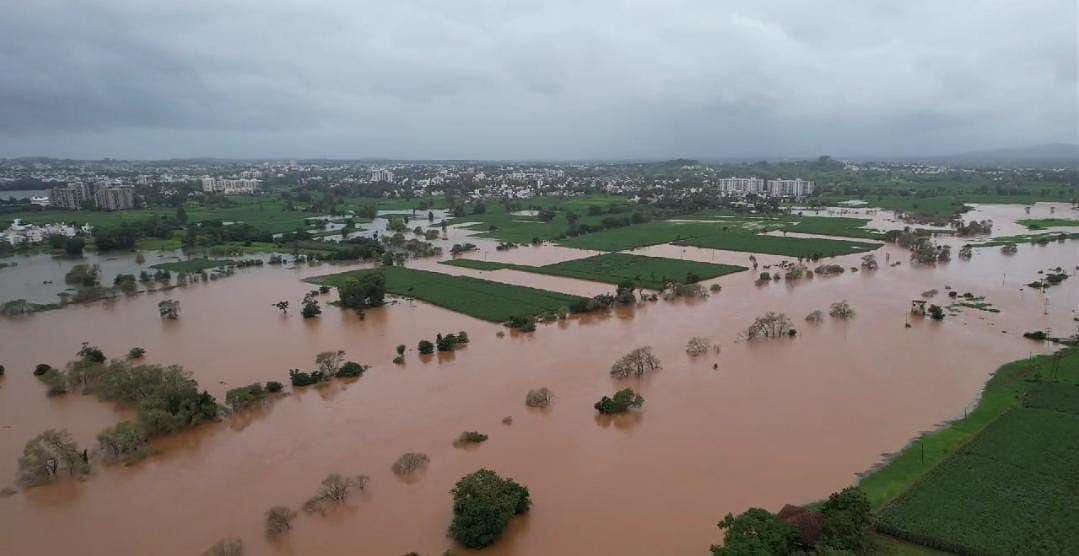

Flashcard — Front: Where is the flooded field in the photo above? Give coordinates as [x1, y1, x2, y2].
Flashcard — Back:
[1, 206, 1077, 554]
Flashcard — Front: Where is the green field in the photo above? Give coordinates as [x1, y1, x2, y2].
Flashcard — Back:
[1, 197, 320, 234]
[442, 252, 746, 290]
[862, 348, 1079, 554]
[310, 266, 585, 323]
[783, 216, 885, 239]
[150, 258, 237, 272]
[674, 233, 877, 258]
[877, 407, 1079, 554]
[1017, 218, 1079, 230]
[861, 349, 1079, 509]
[556, 218, 880, 257]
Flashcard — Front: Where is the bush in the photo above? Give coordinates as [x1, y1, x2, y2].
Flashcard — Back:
[1023, 330, 1048, 341]
[265, 381, 284, 393]
[396, 344, 406, 355]
[507, 315, 536, 332]
[453, 431, 488, 447]
[0, 364, 4, 377]
[449, 469, 531, 549]
[594, 388, 644, 414]
[127, 347, 146, 360]
[711, 508, 799, 555]
[288, 369, 327, 387]
[33, 363, 51, 376]
[928, 304, 945, 320]
[265, 506, 297, 537]
[525, 387, 553, 408]
[818, 487, 872, 552]
[336, 361, 368, 378]
[391, 452, 430, 476]
[225, 383, 268, 412]
[418, 340, 435, 355]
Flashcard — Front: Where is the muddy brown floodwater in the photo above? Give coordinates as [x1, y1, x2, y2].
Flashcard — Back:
[1, 206, 1077, 555]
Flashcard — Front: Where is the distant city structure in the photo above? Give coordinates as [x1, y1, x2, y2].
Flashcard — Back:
[370, 168, 395, 183]
[200, 177, 259, 195]
[716, 177, 814, 199]
[49, 182, 135, 210]
[2, 219, 93, 245]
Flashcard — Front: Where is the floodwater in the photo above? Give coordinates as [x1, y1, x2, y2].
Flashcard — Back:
[1, 206, 1077, 555]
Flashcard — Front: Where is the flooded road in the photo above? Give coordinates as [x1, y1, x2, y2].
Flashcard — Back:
[0, 207, 1077, 555]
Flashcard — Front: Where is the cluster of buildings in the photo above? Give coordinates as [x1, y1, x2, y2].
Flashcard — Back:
[49, 181, 136, 210]
[200, 177, 259, 195]
[2, 219, 93, 245]
[716, 177, 814, 199]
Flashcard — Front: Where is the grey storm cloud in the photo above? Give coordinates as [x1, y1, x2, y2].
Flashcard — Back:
[0, 0, 1075, 159]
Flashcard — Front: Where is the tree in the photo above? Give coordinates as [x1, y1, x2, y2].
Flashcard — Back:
[315, 350, 345, 376]
[65, 263, 100, 287]
[594, 388, 644, 414]
[303, 474, 369, 514]
[301, 296, 321, 318]
[391, 452, 430, 476]
[265, 506, 297, 537]
[928, 304, 945, 320]
[746, 312, 794, 339]
[225, 383, 268, 411]
[63, 237, 85, 256]
[525, 387, 553, 408]
[449, 469, 531, 549]
[158, 299, 181, 319]
[17, 429, 90, 487]
[686, 337, 712, 355]
[273, 300, 289, 314]
[418, 340, 435, 355]
[127, 347, 146, 360]
[819, 487, 872, 552]
[96, 421, 148, 463]
[338, 273, 386, 309]
[829, 300, 855, 320]
[609, 347, 661, 379]
[202, 538, 243, 556]
[711, 508, 798, 555]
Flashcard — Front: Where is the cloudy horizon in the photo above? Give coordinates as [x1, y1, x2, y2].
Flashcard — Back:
[1, 0, 1076, 160]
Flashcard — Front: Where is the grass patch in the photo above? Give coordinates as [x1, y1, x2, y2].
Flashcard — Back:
[972, 231, 1079, 247]
[442, 253, 745, 290]
[309, 266, 585, 323]
[1017, 218, 1079, 230]
[150, 258, 236, 272]
[782, 216, 885, 240]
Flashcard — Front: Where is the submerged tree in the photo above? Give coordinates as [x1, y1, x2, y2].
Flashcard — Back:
[829, 300, 856, 320]
[610, 347, 661, 379]
[303, 473, 369, 515]
[685, 337, 713, 356]
[96, 421, 149, 463]
[746, 312, 794, 339]
[448, 469, 531, 549]
[805, 310, 824, 323]
[158, 299, 181, 320]
[301, 295, 321, 318]
[265, 506, 298, 537]
[273, 300, 289, 314]
[315, 350, 346, 376]
[17, 429, 89, 487]
[202, 538, 243, 556]
[860, 253, 879, 270]
[525, 387, 553, 408]
[594, 388, 644, 414]
[391, 452, 430, 476]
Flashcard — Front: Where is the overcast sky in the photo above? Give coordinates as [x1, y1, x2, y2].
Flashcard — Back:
[1, 0, 1075, 160]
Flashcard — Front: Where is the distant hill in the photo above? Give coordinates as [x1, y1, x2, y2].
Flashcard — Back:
[931, 143, 1079, 168]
